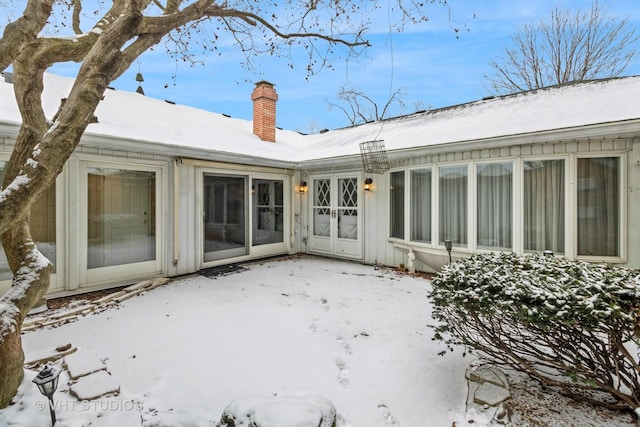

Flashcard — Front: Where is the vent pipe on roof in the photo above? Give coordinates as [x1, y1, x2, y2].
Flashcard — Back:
[251, 80, 278, 142]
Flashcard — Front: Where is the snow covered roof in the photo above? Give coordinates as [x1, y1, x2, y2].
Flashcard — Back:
[0, 73, 639, 164]
[0, 73, 304, 163]
[301, 77, 640, 161]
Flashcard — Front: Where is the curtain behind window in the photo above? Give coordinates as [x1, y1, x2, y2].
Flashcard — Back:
[410, 168, 431, 243]
[390, 171, 405, 239]
[439, 165, 467, 246]
[477, 162, 512, 250]
[577, 157, 619, 256]
[523, 159, 565, 254]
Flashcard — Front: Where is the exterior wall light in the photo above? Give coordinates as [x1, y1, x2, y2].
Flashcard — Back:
[33, 364, 62, 426]
[364, 177, 373, 191]
[299, 181, 308, 194]
[444, 239, 453, 264]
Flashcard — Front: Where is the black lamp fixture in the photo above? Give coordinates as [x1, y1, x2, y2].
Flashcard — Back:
[33, 364, 62, 426]
[299, 181, 308, 194]
[364, 177, 373, 191]
[444, 239, 453, 264]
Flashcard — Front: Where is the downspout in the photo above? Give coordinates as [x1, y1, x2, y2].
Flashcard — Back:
[173, 158, 182, 267]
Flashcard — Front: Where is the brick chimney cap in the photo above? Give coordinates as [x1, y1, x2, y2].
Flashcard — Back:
[254, 80, 275, 87]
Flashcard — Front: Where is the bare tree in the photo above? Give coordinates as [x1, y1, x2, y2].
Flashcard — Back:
[485, 1, 638, 95]
[328, 85, 407, 126]
[0, 0, 456, 408]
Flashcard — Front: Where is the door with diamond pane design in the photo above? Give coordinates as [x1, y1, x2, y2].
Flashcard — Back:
[309, 174, 362, 259]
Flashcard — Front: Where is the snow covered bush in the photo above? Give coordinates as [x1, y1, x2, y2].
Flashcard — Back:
[428, 252, 640, 413]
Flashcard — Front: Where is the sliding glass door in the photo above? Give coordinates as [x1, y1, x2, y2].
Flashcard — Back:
[82, 162, 162, 286]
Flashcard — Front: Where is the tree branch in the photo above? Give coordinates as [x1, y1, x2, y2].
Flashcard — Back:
[0, 0, 54, 73]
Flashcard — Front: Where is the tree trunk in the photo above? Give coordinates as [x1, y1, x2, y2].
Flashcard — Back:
[0, 218, 52, 408]
[0, 317, 26, 408]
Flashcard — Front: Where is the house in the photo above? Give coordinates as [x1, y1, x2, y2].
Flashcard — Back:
[0, 73, 638, 297]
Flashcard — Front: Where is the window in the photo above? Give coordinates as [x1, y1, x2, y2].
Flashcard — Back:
[0, 161, 57, 280]
[87, 168, 156, 269]
[477, 162, 512, 250]
[439, 165, 467, 246]
[389, 171, 405, 239]
[410, 168, 431, 243]
[577, 157, 620, 257]
[392, 152, 622, 260]
[523, 159, 565, 254]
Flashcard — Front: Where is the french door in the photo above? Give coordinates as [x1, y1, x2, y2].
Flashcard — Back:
[309, 173, 362, 259]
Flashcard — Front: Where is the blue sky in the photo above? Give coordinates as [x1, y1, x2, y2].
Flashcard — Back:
[5, 1, 640, 133]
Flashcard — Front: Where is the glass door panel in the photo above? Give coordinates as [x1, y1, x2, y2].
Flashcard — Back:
[87, 168, 156, 269]
[337, 177, 358, 240]
[312, 178, 331, 238]
[203, 175, 248, 262]
[252, 179, 284, 246]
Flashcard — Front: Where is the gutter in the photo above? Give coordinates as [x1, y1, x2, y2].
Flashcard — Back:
[1, 117, 638, 171]
[299, 118, 640, 169]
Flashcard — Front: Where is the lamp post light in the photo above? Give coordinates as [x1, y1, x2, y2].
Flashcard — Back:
[33, 364, 62, 426]
[444, 240, 453, 264]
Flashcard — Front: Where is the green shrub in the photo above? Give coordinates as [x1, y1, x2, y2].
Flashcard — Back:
[428, 252, 640, 413]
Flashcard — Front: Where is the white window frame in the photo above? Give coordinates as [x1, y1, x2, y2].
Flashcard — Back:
[250, 172, 290, 258]
[0, 155, 65, 295]
[473, 159, 516, 253]
[197, 167, 291, 268]
[78, 158, 165, 288]
[517, 155, 570, 257]
[435, 162, 472, 252]
[572, 152, 626, 263]
[388, 168, 407, 241]
[408, 165, 434, 246]
[387, 150, 626, 264]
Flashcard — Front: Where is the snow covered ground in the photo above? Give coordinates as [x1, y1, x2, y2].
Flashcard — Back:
[0, 255, 636, 426]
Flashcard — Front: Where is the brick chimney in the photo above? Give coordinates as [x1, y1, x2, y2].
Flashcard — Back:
[251, 80, 278, 142]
